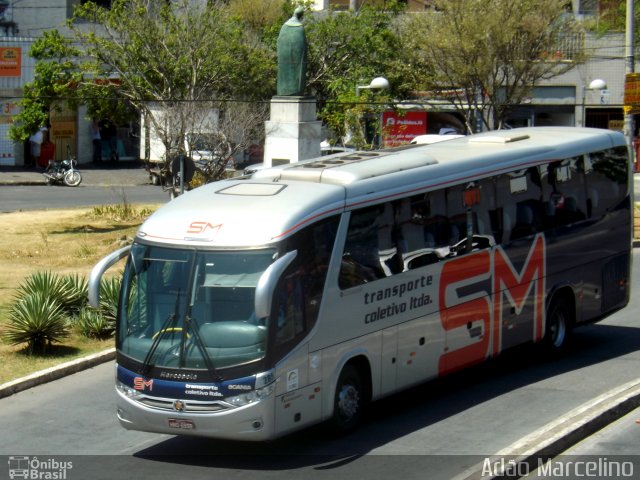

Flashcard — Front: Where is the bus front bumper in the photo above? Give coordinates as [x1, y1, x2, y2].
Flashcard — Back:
[115, 388, 277, 441]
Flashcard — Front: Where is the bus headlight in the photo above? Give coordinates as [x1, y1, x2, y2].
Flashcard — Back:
[226, 383, 275, 407]
[116, 380, 141, 398]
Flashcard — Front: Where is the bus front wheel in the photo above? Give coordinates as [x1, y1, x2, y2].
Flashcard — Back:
[330, 364, 365, 433]
[544, 298, 572, 352]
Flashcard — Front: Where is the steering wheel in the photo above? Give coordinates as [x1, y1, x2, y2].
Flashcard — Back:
[152, 327, 189, 340]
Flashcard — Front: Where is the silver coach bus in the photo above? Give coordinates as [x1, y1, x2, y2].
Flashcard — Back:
[89, 127, 632, 440]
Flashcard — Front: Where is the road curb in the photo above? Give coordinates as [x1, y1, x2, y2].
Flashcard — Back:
[0, 348, 115, 399]
[456, 378, 640, 479]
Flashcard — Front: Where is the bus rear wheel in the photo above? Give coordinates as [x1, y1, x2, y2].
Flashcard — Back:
[330, 364, 365, 433]
[544, 298, 572, 352]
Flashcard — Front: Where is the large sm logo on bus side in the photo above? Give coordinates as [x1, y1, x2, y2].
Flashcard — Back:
[438, 234, 546, 375]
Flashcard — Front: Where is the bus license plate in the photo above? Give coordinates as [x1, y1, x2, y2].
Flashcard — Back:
[168, 418, 195, 430]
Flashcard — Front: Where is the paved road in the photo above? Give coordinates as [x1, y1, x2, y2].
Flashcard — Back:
[0, 251, 638, 480]
[0, 184, 170, 212]
[0, 165, 638, 212]
[0, 163, 170, 212]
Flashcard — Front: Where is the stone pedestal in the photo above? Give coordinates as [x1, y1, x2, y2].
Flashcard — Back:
[264, 96, 322, 167]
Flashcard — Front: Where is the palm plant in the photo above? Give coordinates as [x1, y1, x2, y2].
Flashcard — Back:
[75, 307, 115, 340]
[98, 276, 122, 323]
[4, 291, 69, 354]
[61, 274, 88, 313]
[14, 271, 87, 315]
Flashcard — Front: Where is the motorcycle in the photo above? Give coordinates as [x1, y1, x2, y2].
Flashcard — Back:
[42, 146, 82, 187]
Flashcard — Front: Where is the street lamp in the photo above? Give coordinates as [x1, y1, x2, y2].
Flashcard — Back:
[581, 78, 607, 127]
[353, 77, 390, 149]
[355, 76, 390, 96]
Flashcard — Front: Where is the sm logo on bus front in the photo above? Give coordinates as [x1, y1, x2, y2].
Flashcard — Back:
[134, 377, 153, 391]
[438, 233, 546, 376]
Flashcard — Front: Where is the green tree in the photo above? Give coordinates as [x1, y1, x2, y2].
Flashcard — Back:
[70, 0, 276, 180]
[9, 30, 80, 141]
[304, 2, 411, 148]
[589, 0, 640, 41]
[400, 0, 584, 132]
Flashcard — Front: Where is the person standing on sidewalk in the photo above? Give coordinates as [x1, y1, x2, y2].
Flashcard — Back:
[91, 120, 102, 163]
[105, 121, 119, 163]
[28, 127, 46, 168]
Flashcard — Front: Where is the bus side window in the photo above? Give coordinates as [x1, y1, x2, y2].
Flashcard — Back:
[378, 202, 402, 275]
[445, 184, 475, 255]
[539, 163, 555, 229]
[585, 147, 628, 218]
[497, 168, 544, 242]
[477, 177, 499, 243]
[273, 217, 338, 355]
[445, 181, 496, 255]
[339, 206, 388, 289]
[543, 157, 587, 227]
[273, 270, 305, 345]
[399, 190, 450, 269]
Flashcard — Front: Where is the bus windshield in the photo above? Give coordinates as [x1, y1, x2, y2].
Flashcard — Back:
[117, 243, 278, 376]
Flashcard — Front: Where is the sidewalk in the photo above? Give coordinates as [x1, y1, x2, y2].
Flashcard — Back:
[0, 161, 152, 187]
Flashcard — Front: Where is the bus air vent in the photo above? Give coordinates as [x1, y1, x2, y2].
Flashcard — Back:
[469, 134, 530, 144]
[217, 183, 286, 196]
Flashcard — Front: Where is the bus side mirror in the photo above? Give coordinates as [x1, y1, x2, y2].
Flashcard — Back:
[88, 246, 131, 308]
[254, 250, 297, 319]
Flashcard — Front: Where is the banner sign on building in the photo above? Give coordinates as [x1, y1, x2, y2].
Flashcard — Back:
[0, 100, 19, 165]
[623, 73, 640, 115]
[382, 111, 427, 147]
[0, 47, 21, 77]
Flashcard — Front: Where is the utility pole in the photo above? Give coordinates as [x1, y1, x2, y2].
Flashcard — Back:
[624, 0, 635, 162]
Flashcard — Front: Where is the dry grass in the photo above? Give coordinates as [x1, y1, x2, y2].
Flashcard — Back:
[0, 204, 159, 384]
[0, 337, 113, 384]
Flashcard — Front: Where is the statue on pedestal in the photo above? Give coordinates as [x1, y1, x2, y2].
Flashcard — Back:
[277, 7, 307, 97]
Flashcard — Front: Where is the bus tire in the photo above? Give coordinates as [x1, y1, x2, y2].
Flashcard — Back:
[330, 364, 365, 433]
[543, 298, 572, 352]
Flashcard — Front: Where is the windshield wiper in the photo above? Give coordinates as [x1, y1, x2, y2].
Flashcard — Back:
[181, 313, 221, 382]
[140, 290, 181, 376]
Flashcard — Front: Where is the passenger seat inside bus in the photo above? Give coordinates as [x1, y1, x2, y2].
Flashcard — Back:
[198, 321, 266, 366]
[191, 287, 254, 324]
